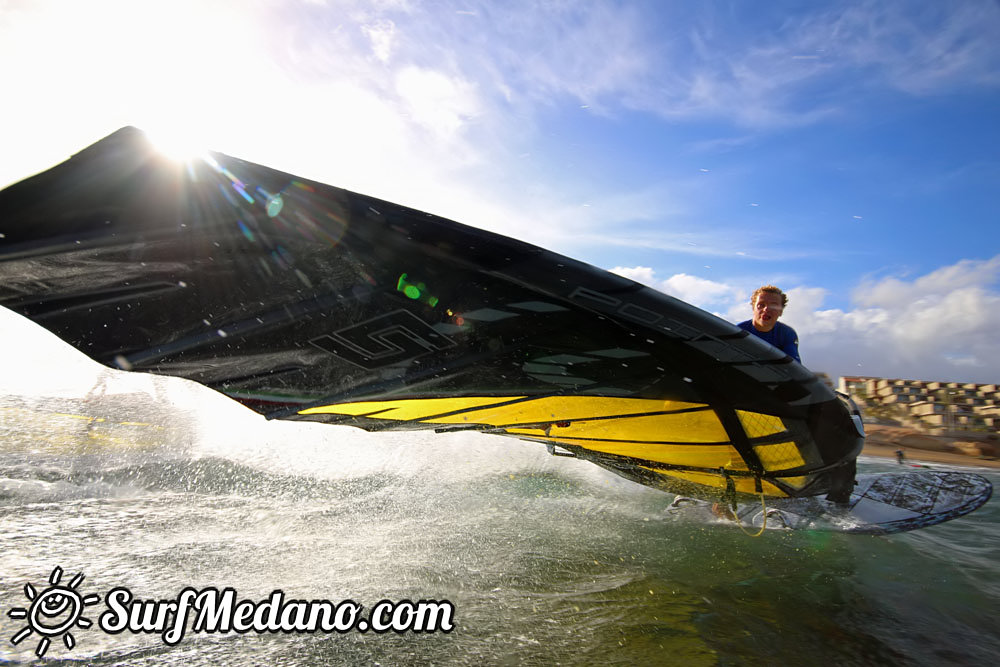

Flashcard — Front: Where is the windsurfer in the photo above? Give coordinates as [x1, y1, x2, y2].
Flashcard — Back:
[738, 285, 857, 503]
[737, 285, 800, 363]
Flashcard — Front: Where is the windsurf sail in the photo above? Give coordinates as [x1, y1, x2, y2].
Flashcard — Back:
[0, 127, 863, 501]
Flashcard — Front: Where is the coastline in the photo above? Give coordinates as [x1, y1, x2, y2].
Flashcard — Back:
[861, 441, 1000, 469]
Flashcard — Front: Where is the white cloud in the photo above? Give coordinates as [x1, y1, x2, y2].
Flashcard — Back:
[796, 259, 1000, 382]
[394, 66, 482, 142]
[608, 1, 1000, 128]
[610, 266, 657, 286]
[831, 2, 1000, 96]
[610, 267, 744, 315]
[853, 256, 1000, 307]
[662, 273, 744, 311]
[783, 286, 829, 320]
[362, 19, 398, 64]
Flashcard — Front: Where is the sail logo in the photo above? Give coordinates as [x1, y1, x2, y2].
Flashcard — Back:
[7, 567, 454, 658]
[310, 309, 456, 369]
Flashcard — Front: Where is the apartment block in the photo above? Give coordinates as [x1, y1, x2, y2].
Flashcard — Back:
[838, 375, 1000, 433]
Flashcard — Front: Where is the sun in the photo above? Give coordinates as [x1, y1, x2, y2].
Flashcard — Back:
[145, 123, 213, 163]
[8, 566, 101, 658]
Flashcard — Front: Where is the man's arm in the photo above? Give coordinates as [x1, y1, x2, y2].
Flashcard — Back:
[782, 324, 801, 364]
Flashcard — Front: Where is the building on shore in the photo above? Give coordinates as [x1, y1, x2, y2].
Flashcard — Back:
[838, 376, 1000, 433]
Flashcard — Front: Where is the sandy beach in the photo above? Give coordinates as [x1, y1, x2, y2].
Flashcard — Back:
[862, 441, 1000, 469]
[857, 423, 1000, 469]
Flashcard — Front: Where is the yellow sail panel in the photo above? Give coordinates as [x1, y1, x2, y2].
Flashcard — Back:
[779, 476, 809, 490]
[299, 402, 377, 416]
[499, 410, 729, 443]
[423, 396, 708, 426]
[652, 469, 791, 498]
[300, 396, 708, 426]
[753, 441, 806, 471]
[299, 396, 525, 419]
[735, 410, 787, 438]
[511, 433, 747, 468]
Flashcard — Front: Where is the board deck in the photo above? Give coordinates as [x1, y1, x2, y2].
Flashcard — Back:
[664, 470, 992, 534]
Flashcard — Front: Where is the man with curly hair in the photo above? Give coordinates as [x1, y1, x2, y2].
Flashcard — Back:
[738, 285, 800, 363]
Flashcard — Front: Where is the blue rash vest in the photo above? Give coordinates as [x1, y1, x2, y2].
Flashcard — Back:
[738, 320, 801, 363]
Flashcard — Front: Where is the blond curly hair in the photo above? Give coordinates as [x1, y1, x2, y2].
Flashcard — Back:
[750, 285, 788, 308]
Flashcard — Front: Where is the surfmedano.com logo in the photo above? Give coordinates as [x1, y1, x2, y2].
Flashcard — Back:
[7, 566, 455, 658]
[7, 567, 101, 657]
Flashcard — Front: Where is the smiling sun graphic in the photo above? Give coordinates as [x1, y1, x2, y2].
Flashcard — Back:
[8, 566, 101, 657]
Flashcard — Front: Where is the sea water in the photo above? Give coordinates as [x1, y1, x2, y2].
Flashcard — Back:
[1, 373, 997, 666]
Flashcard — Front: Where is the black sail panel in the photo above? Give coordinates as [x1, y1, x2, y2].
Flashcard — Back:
[0, 127, 862, 500]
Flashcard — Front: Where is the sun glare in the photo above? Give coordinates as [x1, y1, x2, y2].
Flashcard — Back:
[146, 124, 212, 163]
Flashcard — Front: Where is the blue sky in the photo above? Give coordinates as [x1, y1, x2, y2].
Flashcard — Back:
[2, 0, 999, 383]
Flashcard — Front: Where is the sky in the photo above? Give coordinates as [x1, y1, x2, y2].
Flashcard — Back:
[1, 0, 999, 384]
